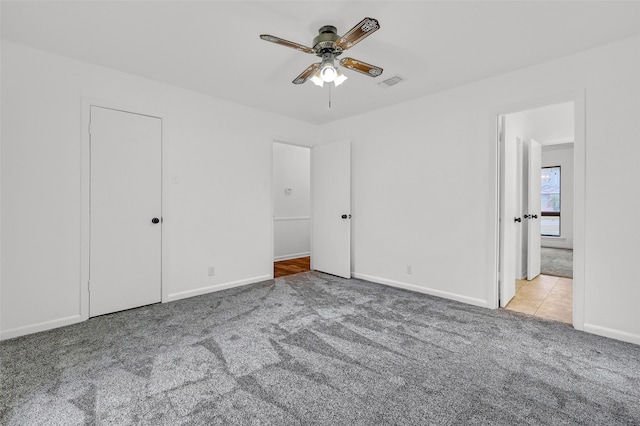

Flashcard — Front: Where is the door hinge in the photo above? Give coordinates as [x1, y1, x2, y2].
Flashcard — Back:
[88, 123, 92, 135]
[88, 281, 91, 292]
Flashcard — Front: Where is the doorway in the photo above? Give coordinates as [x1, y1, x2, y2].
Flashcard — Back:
[271, 139, 353, 279]
[89, 105, 162, 317]
[272, 142, 312, 277]
[498, 101, 575, 324]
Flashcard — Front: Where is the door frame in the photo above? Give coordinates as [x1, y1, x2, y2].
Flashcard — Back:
[80, 97, 166, 321]
[269, 139, 313, 278]
[491, 90, 586, 330]
[526, 138, 542, 281]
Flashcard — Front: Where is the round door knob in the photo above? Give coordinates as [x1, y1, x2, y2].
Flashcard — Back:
[152, 218, 160, 224]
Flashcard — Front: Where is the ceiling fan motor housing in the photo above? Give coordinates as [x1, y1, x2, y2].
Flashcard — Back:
[313, 25, 342, 56]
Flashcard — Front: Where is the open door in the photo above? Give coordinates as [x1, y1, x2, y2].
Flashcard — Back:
[498, 116, 517, 307]
[527, 139, 542, 280]
[311, 140, 351, 278]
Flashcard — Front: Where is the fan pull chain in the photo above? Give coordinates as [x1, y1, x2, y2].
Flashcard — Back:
[328, 84, 332, 109]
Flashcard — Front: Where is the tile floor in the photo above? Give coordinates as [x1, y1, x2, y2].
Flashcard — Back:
[505, 274, 573, 324]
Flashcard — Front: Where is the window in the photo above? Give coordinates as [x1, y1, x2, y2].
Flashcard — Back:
[541, 166, 560, 237]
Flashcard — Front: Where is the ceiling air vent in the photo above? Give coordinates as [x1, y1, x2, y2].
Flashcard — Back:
[377, 75, 406, 88]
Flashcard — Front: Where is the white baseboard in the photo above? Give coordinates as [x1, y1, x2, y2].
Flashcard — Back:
[352, 273, 488, 308]
[274, 252, 310, 262]
[0, 314, 83, 341]
[166, 274, 272, 303]
[583, 323, 640, 346]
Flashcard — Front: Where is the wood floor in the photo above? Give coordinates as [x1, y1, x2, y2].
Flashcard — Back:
[505, 274, 573, 324]
[274, 256, 311, 278]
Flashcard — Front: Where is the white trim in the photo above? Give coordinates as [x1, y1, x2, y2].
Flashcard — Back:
[353, 273, 488, 308]
[274, 252, 310, 262]
[269, 140, 275, 279]
[166, 275, 271, 303]
[273, 216, 311, 222]
[572, 90, 586, 331]
[272, 138, 315, 149]
[492, 114, 503, 309]
[0, 315, 82, 341]
[270, 140, 312, 280]
[541, 137, 574, 146]
[583, 324, 640, 346]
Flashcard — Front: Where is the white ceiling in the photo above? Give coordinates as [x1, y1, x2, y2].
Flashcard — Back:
[3, 1, 640, 125]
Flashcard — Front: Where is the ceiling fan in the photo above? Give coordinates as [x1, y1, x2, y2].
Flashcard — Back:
[260, 17, 383, 87]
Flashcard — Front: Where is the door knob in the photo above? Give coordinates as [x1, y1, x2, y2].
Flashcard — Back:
[514, 217, 522, 223]
[532, 214, 538, 219]
[341, 214, 352, 219]
[152, 218, 160, 224]
[523, 214, 530, 219]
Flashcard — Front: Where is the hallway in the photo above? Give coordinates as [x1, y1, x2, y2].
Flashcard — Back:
[505, 274, 573, 324]
[274, 257, 311, 278]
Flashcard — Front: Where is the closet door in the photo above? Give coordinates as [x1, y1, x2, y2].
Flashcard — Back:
[89, 106, 162, 317]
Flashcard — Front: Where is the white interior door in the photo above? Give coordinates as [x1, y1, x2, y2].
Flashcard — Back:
[90, 106, 162, 317]
[311, 140, 351, 278]
[499, 116, 516, 307]
[527, 139, 542, 280]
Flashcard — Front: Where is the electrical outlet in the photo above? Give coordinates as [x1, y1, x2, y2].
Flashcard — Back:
[208, 266, 215, 276]
[406, 265, 412, 275]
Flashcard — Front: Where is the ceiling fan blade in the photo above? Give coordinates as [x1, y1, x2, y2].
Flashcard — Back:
[335, 17, 380, 50]
[340, 58, 383, 78]
[292, 63, 321, 84]
[260, 34, 315, 54]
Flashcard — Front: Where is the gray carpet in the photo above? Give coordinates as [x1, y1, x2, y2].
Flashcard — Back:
[1, 272, 638, 425]
[541, 247, 573, 278]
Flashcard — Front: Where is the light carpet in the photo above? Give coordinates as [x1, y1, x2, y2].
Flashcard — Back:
[1, 272, 638, 425]
[540, 247, 573, 278]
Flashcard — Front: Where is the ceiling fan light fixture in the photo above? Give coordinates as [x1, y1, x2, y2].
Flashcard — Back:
[333, 70, 348, 87]
[319, 63, 337, 82]
[310, 72, 324, 87]
[261, 17, 383, 88]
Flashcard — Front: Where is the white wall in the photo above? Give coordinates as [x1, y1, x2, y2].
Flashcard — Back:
[541, 144, 574, 249]
[323, 35, 640, 344]
[0, 41, 319, 339]
[272, 142, 310, 261]
[3, 35, 640, 346]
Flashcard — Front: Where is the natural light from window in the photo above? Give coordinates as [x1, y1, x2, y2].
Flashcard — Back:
[541, 166, 561, 237]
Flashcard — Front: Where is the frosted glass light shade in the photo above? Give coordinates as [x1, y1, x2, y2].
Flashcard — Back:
[320, 64, 337, 82]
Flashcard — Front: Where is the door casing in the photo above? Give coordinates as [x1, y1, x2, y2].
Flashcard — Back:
[526, 139, 542, 281]
[492, 90, 585, 330]
[269, 139, 352, 280]
[81, 98, 166, 321]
